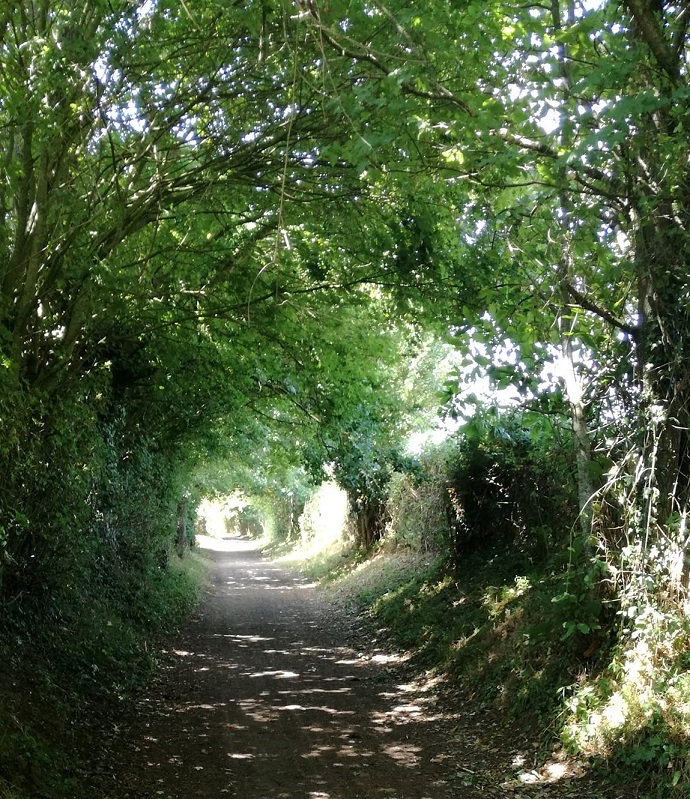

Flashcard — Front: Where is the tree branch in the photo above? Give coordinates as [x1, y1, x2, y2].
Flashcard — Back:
[625, 0, 680, 83]
[566, 282, 636, 336]
[302, 10, 475, 116]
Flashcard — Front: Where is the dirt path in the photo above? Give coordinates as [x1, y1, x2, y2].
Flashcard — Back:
[91, 537, 623, 799]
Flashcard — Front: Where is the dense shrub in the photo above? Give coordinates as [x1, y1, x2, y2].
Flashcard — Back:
[0, 376, 204, 797]
[3, 439, 197, 678]
[378, 408, 577, 564]
[442, 409, 578, 562]
[384, 469, 449, 552]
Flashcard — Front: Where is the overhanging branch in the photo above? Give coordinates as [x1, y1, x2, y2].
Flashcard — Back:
[566, 282, 636, 337]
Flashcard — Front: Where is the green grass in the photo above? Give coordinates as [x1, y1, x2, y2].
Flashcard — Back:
[360, 549, 595, 720]
[282, 531, 690, 797]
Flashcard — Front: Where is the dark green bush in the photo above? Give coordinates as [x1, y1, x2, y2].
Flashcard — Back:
[443, 408, 578, 562]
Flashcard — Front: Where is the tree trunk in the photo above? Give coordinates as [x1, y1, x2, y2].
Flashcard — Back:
[561, 349, 595, 555]
[176, 498, 189, 558]
[550, 0, 595, 558]
[349, 494, 383, 549]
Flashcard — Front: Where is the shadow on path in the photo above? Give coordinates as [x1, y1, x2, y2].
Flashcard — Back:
[93, 537, 617, 799]
[99, 537, 464, 799]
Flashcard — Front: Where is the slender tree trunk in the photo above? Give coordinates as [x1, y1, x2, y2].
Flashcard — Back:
[551, 0, 595, 557]
[560, 329, 595, 554]
[176, 498, 189, 558]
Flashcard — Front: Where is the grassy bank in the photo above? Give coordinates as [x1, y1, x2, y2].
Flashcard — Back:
[278, 524, 690, 799]
[280, 535, 594, 720]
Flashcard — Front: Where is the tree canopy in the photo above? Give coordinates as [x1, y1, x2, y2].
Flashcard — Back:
[4, 2, 690, 794]
[2, 0, 690, 678]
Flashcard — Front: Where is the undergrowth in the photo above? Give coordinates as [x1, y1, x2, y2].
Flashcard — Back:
[0, 549, 204, 799]
[299, 537, 603, 724]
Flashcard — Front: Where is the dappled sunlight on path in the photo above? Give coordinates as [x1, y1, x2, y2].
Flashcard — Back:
[94, 536, 611, 799]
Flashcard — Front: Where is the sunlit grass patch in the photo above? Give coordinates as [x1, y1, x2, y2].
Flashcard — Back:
[274, 529, 356, 585]
[559, 610, 690, 796]
[331, 550, 439, 609]
[172, 545, 209, 596]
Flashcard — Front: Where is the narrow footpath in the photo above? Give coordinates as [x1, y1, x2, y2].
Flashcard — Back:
[90, 537, 623, 799]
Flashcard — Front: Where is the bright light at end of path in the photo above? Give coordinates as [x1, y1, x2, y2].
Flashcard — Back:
[197, 496, 254, 538]
[196, 534, 258, 553]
